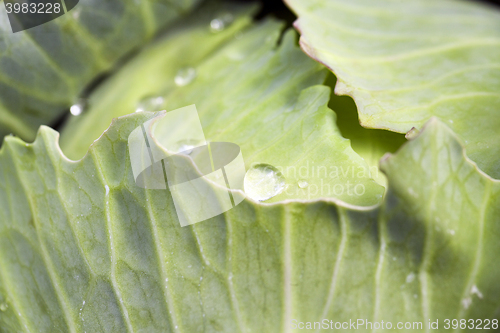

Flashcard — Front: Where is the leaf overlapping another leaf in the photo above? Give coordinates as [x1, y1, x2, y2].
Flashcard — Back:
[286, 0, 500, 179]
[1, 0, 499, 332]
[60, 6, 384, 206]
[1, 109, 499, 332]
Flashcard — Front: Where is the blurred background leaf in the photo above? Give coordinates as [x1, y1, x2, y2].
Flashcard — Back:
[286, 0, 500, 179]
[0, 0, 201, 141]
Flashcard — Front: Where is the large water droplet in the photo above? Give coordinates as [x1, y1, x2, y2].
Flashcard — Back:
[298, 180, 309, 188]
[136, 96, 164, 112]
[0, 302, 8, 311]
[244, 164, 286, 201]
[70, 99, 86, 116]
[210, 12, 233, 32]
[174, 67, 196, 86]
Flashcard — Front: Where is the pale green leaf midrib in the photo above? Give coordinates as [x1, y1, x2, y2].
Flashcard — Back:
[455, 180, 491, 323]
[89, 148, 135, 333]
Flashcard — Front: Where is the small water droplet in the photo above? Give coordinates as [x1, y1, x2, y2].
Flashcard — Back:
[210, 12, 233, 32]
[405, 127, 420, 140]
[174, 67, 196, 86]
[70, 99, 86, 116]
[0, 302, 8, 311]
[244, 164, 286, 201]
[462, 297, 472, 309]
[136, 96, 164, 112]
[406, 273, 415, 283]
[471, 285, 483, 299]
[298, 180, 309, 189]
[178, 144, 195, 154]
[172, 139, 203, 154]
[72, 9, 81, 19]
[225, 48, 246, 61]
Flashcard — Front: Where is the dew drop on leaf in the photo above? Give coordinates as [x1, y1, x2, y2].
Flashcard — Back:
[135, 96, 164, 112]
[72, 8, 81, 19]
[172, 139, 204, 154]
[405, 127, 420, 140]
[174, 67, 197, 87]
[0, 302, 8, 311]
[210, 12, 233, 32]
[298, 180, 309, 188]
[70, 99, 86, 116]
[244, 164, 286, 201]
